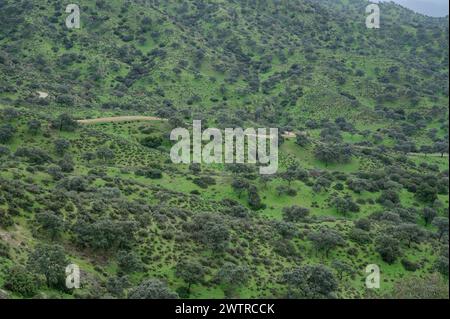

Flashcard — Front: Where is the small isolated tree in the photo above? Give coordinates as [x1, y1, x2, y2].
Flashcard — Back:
[434, 141, 449, 158]
[434, 248, 449, 277]
[273, 220, 298, 239]
[423, 207, 437, 226]
[96, 147, 115, 163]
[82, 152, 96, 163]
[51, 113, 78, 132]
[231, 178, 249, 198]
[308, 228, 345, 258]
[354, 218, 371, 231]
[378, 189, 401, 206]
[27, 119, 42, 135]
[314, 144, 352, 166]
[189, 213, 230, 251]
[46, 166, 63, 181]
[0, 146, 10, 158]
[432, 217, 449, 241]
[54, 138, 71, 156]
[0, 124, 16, 144]
[168, 116, 185, 129]
[282, 205, 310, 222]
[416, 183, 438, 203]
[217, 262, 250, 297]
[175, 260, 206, 296]
[58, 155, 74, 173]
[375, 234, 401, 264]
[349, 228, 372, 245]
[128, 279, 178, 299]
[1, 108, 20, 121]
[74, 219, 136, 251]
[117, 250, 143, 273]
[332, 196, 360, 215]
[259, 175, 272, 189]
[189, 163, 201, 175]
[276, 185, 289, 196]
[281, 169, 296, 186]
[247, 185, 264, 210]
[296, 133, 310, 147]
[35, 211, 64, 240]
[283, 264, 338, 299]
[331, 260, 354, 280]
[396, 223, 424, 248]
[106, 276, 130, 298]
[140, 135, 163, 148]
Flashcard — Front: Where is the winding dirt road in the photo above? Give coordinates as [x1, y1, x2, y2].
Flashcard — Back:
[77, 116, 448, 158]
[77, 116, 165, 124]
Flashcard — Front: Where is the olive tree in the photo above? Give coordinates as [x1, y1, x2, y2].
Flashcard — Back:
[308, 228, 345, 258]
[175, 260, 205, 296]
[283, 264, 338, 298]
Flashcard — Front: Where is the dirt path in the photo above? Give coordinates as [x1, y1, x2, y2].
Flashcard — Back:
[78, 116, 295, 139]
[407, 152, 448, 158]
[77, 116, 165, 124]
[76, 117, 448, 158]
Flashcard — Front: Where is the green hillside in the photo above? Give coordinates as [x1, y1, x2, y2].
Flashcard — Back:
[0, 0, 448, 299]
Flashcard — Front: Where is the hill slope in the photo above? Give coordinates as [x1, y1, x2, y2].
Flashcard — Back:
[0, 0, 448, 299]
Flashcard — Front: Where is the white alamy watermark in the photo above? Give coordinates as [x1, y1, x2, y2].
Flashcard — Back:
[365, 264, 380, 289]
[65, 4, 81, 29]
[66, 263, 80, 289]
[366, 3, 380, 29]
[170, 120, 279, 175]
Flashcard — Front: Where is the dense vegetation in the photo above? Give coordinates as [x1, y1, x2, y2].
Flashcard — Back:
[0, 0, 448, 299]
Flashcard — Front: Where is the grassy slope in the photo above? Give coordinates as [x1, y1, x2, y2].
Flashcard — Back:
[0, 0, 448, 299]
